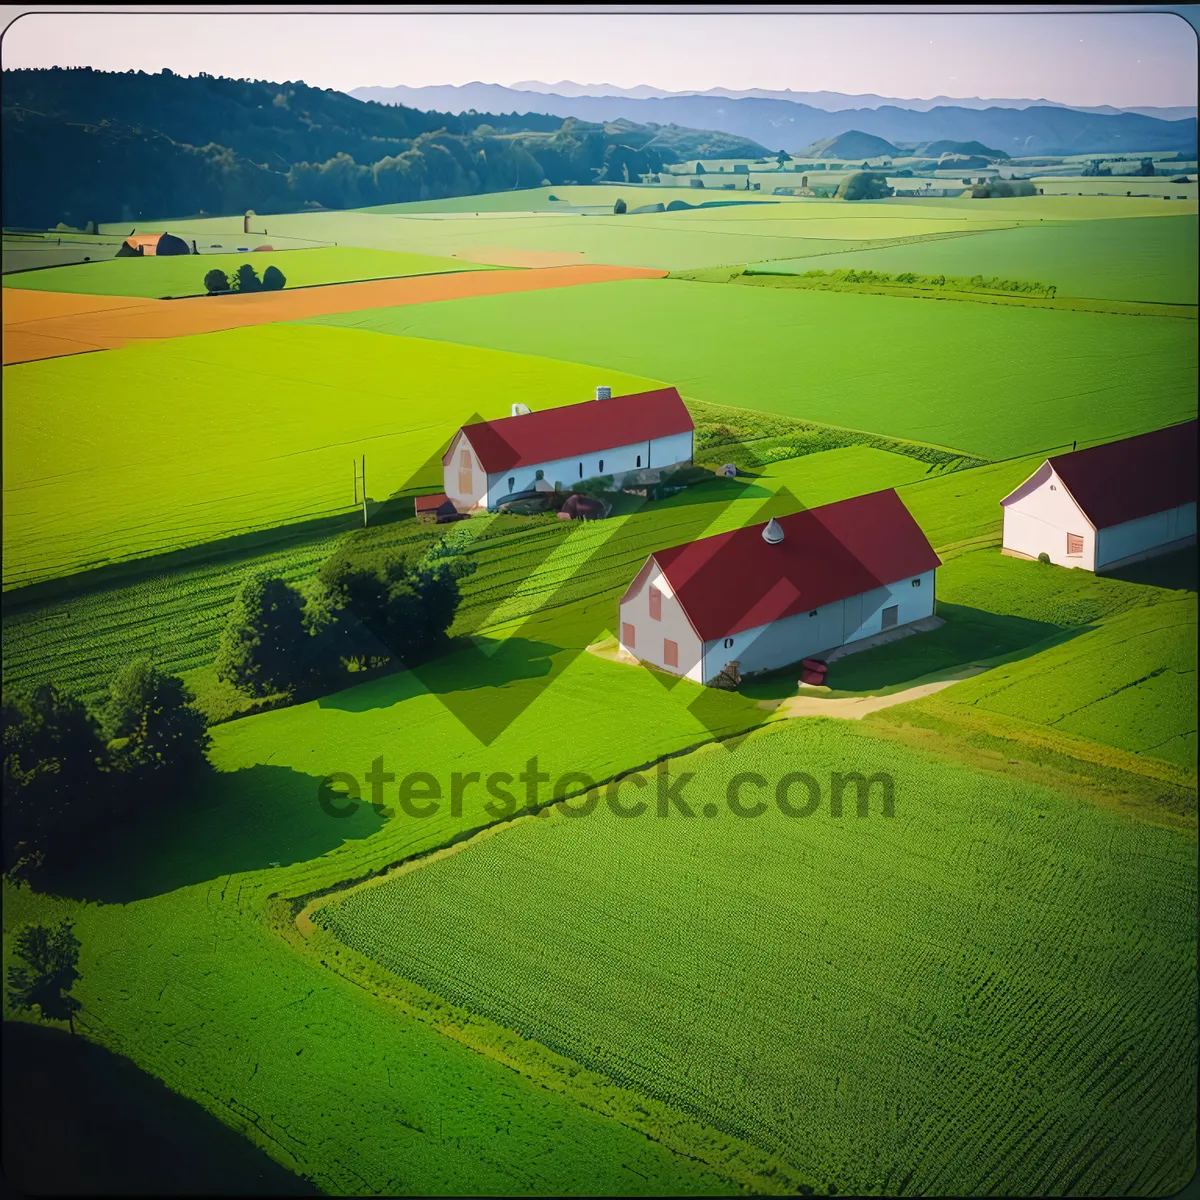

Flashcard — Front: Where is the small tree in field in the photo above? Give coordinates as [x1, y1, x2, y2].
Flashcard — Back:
[7, 921, 82, 1034]
[204, 268, 230, 293]
[230, 263, 262, 293]
[613, 198, 627, 214]
[262, 264, 286, 291]
[101, 659, 210, 783]
[215, 573, 314, 697]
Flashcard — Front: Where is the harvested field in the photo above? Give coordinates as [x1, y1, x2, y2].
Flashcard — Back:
[1, 264, 667, 365]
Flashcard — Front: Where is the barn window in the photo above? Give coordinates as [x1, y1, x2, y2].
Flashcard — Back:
[649, 586, 662, 620]
[809, 610, 818, 618]
[459, 449, 471, 468]
[578, 462, 584, 478]
[622, 622, 636, 649]
[1050, 484, 1057, 491]
[535, 469, 544, 481]
[911, 578, 921, 587]
[723, 637, 734, 649]
[598, 459, 604, 472]
[881, 605, 899, 630]
[663, 639, 679, 668]
[508, 477, 515, 492]
[636, 455, 642, 467]
[1067, 532, 1084, 557]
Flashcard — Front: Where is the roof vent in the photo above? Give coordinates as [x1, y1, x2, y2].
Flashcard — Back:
[762, 517, 785, 545]
[595, 385, 611, 401]
[511, 403, 531, 417]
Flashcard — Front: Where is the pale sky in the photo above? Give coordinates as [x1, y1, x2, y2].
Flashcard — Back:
[1, 5, 1196, 108]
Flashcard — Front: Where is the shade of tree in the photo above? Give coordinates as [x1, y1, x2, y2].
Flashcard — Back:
[613, 198, 627, 214]
[204, 268, 230, 293]
[7, 922, 82, 1034]
[261, 264, 286, 290]
[834, 172, 895, 201]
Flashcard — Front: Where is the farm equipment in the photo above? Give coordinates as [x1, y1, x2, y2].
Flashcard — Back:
[800, 658, 828, 687]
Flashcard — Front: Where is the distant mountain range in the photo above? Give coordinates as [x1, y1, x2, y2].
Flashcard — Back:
[505, 80, 1197, 121]
[350, 82, 1199, 156]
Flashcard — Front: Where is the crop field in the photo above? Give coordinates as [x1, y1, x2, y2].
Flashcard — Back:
[314, 717, 1197, 1197]
[1, 324, 661, 587]
[748, 215, 1198, 305]
[306, 277, 1198, 458]
[2, 264, 663, 365]
[2, 246, 499, 298]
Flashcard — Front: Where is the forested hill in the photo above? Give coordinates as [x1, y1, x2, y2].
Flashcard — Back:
[1, 67, 770, 227]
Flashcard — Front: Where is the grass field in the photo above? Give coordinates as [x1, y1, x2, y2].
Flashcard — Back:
[1, 324, 661, 588]
[747, 215, 1198, 305]
[305, 278, 1198, 459]
[2, 246, 499, 298]
[314, 717, 1197, 1197]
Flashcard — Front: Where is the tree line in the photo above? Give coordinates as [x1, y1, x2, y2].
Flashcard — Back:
[2, 532, 474, 877]
[2, 68, 769, 227]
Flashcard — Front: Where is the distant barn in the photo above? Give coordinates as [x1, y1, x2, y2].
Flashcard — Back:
[1001, 420, 1197, 571]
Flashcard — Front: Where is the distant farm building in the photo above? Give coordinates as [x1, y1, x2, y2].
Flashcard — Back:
[618, 489, 941, 685]
[1001, 420, 1197, 571]
[442, 387, 694, 513]
[115, 231, 190, 257]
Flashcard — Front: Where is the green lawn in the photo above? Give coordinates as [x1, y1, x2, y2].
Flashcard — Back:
[303, 278, 1198, 459]
[1, 324, 660, 589]
[2, 246, 498, 298]
[747, 215, 1198, 305]
[315, 716, 1198, 1197]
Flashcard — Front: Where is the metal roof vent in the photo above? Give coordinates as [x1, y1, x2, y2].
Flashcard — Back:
[762, 517, 785, 545]
[511, 403, 531, 417]
[595, 385, 611, 401]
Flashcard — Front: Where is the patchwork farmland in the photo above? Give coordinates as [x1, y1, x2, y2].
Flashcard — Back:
[3, 101, 1197, 1200]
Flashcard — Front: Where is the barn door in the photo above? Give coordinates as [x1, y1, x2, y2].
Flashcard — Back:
[842, 593, 863, 642]
[458, 447, 473, 497]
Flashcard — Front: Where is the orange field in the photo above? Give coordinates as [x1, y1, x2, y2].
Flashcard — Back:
[1, 264, 667, 365]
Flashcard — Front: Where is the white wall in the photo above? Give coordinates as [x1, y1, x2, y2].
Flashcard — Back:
[483, 429, 693, 509]
[1096, 502, 1197, 569]
[1001, 464, 1095, 569]
[442, 432, 488, 511]
[618, 560, 706, 683]
[701, 570, 935, 682]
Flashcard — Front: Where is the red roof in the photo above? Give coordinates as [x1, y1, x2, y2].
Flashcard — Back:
[1040, 420, 1198, 530]
[415, 492, 453, 513]
[448, 387, 693, 473]
[646, 490, 941, 641]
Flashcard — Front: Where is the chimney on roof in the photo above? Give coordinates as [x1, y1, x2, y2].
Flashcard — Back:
[762, 517, 785, 545]
[595, 385, 611, 401]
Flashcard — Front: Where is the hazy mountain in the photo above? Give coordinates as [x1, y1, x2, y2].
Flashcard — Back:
[798, 131, 901, 160]
[349, 83, 1198, 156]
[461, 80, 1197, 120]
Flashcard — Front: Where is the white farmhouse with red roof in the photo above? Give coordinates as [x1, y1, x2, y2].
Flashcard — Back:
[442, 386, 694, 512]
[618, 489, 941, 685]
[1001, 420, 1197, 572]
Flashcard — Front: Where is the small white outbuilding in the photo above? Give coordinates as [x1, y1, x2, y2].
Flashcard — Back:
[1001, 420, 1197, 572]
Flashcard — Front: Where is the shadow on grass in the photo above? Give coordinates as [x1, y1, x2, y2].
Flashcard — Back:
[2, 1023, 318, 1196]
[1102, 546, 1197, 593]
[739, 603, 1089, 702]
[36, 763, 382, 905]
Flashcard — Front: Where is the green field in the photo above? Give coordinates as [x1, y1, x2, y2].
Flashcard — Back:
[1, 324, 660, 588]
[304, 278, 1198, 458]
[315, 717, 1197, 1197]
[747, 215, 1198, 305]
[2, 246, 498, 298]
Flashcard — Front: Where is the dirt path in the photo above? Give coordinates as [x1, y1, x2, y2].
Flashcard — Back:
[2, 263, 666, 365]
[766, 666, 988, 719]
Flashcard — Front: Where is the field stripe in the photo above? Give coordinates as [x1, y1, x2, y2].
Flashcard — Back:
[1, 264, 667, 365]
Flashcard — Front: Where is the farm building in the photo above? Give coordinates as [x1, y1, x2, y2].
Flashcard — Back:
[442, 386, 694, 513]
[115, 231, 190, 257]
[414, 493, 461, 523]
[1000, 420, 1197, 571]
[618, 489, 941, 685]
